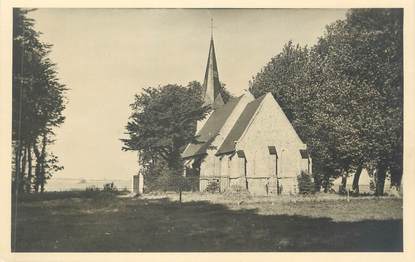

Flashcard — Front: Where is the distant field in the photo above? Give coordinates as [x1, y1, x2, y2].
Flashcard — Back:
[12, 191, 403, 252]
[45, 178, 131, 192]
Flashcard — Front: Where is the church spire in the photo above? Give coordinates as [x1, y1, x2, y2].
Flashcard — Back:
[202, 21, 224, 107]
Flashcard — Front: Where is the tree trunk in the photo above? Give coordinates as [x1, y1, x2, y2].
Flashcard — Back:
[34, 178, 39, 192]
[40, 157, 45, 193]
[26, 143, 33, 193]
[390, 163, 403, 191]
[339, 165, 350, 194]
[19, 145, 27, 193]
[323, 174, 330, 193]
[352, 164, 363, 194]
[32, 133, 48, 193]
[39, 134, 47, 193]
[375, 162, 387, 196]
[40, 158, 46, 193]
[34, 160, 40, 193]
[33, 143, 40, 192]
[167, 149, 182, 174]
[41, 179, 45, 193]
[390, 143, 403, 191]
[340, 174, 348, 194]
[13, 143, 22, 194]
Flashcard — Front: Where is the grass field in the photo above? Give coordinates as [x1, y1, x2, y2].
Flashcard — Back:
[11, 191, 403, 252]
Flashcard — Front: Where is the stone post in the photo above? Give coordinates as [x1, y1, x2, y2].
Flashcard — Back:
[133, 173, 144, 195]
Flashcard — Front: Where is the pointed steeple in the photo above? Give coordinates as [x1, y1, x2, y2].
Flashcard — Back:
[202, 34, 224, 108]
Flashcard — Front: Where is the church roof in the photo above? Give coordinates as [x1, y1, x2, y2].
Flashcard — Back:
[215, 94, 267, 156]
[181, 96, 242, 159]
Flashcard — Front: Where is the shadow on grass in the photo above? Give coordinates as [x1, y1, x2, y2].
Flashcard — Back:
[13, 190, 119, 202]
[12, 193, 402, 252]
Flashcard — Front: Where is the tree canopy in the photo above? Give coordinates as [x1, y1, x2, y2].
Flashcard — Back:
[122, 82, 211, 172]
[250, 9, 403, 194]
[12, 8, 67, 193]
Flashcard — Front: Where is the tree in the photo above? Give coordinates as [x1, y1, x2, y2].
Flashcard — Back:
[122, 83, 211, 174]
[315, 9, 403, 194]
[12, 9, 67, 193]
[249, 9, 403, 195]
[220, 82, 233, 103]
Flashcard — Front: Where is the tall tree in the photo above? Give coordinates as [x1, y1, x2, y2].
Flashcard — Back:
[12, 8, 67, 193]
[315, 9, 403, 194]
[122, 82, 211, 173]
[250, 9, 403, 194]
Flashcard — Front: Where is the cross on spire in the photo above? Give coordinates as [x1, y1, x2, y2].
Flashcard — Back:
[210, 18, 216, 38]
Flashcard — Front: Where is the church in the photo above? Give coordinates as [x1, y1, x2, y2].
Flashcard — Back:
[181, 35, 312, 196]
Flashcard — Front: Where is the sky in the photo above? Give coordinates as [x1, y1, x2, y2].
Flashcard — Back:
[28, 8, 347, 182]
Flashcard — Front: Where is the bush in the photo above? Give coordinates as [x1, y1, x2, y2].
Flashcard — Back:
[146, 172, 192, 193]
[85, 185, 100, 192]
[152, 175, 172, 192]
[103, 182, 118, 192]
[297, 171, 315, 195]
[144, 165, 193, 193]
[171, 175, 192, 193]
[204, 181, 220, 193]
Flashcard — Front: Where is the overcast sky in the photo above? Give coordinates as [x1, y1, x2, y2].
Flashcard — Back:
[28, 8, 347, 182]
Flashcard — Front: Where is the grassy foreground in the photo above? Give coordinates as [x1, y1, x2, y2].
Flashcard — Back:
[12, 191, 403, 252]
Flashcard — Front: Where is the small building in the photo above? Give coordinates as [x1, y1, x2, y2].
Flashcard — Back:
[181, 35, 311, 195]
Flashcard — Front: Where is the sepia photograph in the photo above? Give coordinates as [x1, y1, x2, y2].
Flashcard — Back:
[1, 2, 411, 256]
